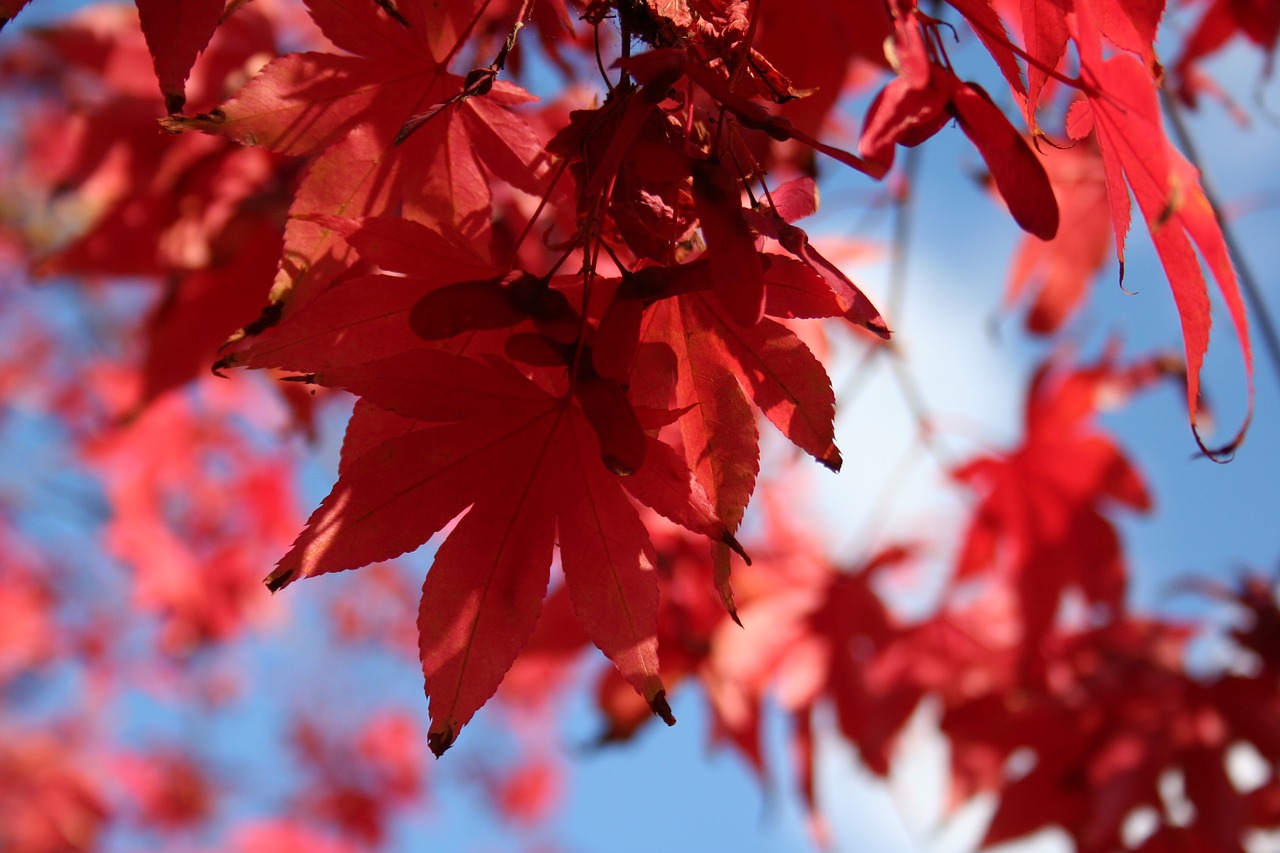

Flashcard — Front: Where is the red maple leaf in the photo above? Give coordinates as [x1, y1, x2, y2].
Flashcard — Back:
[1003, 139, 1113, 333]
[219, 215, 500, 373]
[952, 351, 1166, 645]
[1067, 1, 1254, 454]
[134, 0, 226, 114]
[1174, 0, 1280, 106]
[942, 614, 1278, 853]
[291, 711, 424, 845]
[8, 5, 289, 408]
[590, 247, 887, 535]
[270, 349, 736, 753]
[0, 0, 227, 113]
[162, 0, 550, 317]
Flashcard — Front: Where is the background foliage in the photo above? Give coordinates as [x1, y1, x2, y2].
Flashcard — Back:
[0, 0, 1278, 851]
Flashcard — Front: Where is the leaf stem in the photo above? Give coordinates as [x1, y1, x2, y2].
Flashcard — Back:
[960, 13, 1083, 91]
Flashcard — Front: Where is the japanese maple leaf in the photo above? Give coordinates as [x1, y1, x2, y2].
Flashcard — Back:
[134, 0, 225, 114]
[10, 5, 289, 407]
[0, 731, 111, 853]
[719, 542, 920, 778]
[944, 619, 1267, 853]
[593, 244, 885, 534]
[584, 522, 757, 748]
[112, 748, 213, 832]
[0, 0, 224, 112]
[291, 712, 423, 845]
[14, 4, 279, 261]
[499, 582, 591, 712]
[952, 352, 1162, 646]
[1174, 0, 1280, 105]
[635, 288, 842, 533]
[270, 350, 733, 753]
[87, 376, 300, 657]
[218, 215, 499, 374]
[490, 755, 563, 826]
[163, 0, 549, 316]
[756, 0, 892, 146]
[1068, 1, 1253, 454]
[136, 206, 289, 408]
[0, 0, 33, 29]
[1003, 139, 1112, 333]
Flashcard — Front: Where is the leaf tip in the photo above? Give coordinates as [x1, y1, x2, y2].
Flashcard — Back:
[264, 566, 296, 593]
[712, 540, 741, 624]
[428, 725, 457, 757]
[211, 353, 240, 378]
[721, 531, 751, 567]
[164, 92, 186, 116]
[649, 690, 676, 726]
[1191, 411, 1249, 464]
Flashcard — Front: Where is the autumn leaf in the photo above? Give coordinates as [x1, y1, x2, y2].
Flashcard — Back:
[1174, 0, 1280, 105]
[1003, 140, 1112, 333]
[0, 0, 33, 29]
[1069, 7, 1253, 454]
[222, 215, 499, 373]
[162, 0, 549, 315]
[637, 286, 847, 534]
[268, 350, 742, 752]
[135, 0, 225, 114]
[952, 352, 1164, 645]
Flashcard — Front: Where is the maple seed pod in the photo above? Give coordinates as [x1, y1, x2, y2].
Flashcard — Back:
[506, 274, 580, 344]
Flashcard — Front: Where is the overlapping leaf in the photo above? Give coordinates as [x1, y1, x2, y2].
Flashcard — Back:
[163, 0, 549, 315]
[952, 353, 1165, 644]
[270, 350, 742, 751]
[1068, 1, 1253, 453]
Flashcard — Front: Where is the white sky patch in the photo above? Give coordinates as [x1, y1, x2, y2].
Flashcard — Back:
[803, 239, 1030, 616]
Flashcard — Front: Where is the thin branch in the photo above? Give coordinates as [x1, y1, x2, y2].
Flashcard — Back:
[886, 342, 953, 470]
[879, 141, 952, 469]
[887, 146, 923, 323]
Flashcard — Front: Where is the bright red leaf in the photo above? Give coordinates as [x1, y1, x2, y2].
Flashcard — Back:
[134, 0, 225, 114]
[269, 350, 740, 751]
[1069, 6, 1253, 454]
